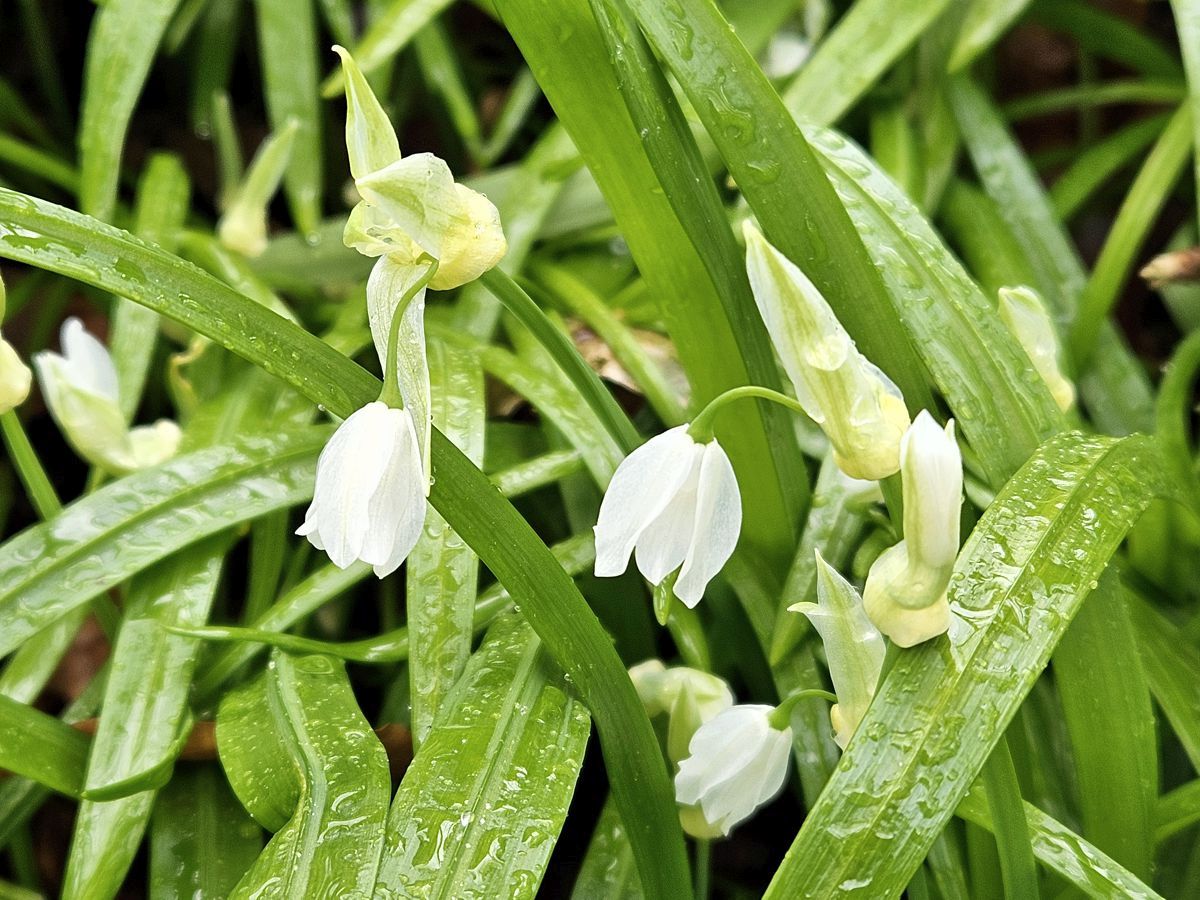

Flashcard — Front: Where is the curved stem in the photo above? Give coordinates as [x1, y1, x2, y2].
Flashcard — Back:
[378, 255, 439, 408]
[769, 687, 839, 730]
[689, 385, 806, 442]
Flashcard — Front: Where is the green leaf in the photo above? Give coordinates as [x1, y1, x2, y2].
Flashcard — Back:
[216, 669, 301, 833]
[408, 340, 485, 744]
[78, 0, 183, 221]
[149, 765, 262, 900]
[0, 428, 324, 659]
[228, 653, 391, 898]
[253, 0, 322, 237]
[782, 0, 955, 126]
[958, 787, 1165, 899]
[376, 614, 591, 898]
[0, 693, 90, 797]
[0, 187, 690, 900]
[63, 541, 230, 900]
[1127, 595, 1200, 771]
[764, 431, 1166, 898]
[948, 0, 1035, 72]
[571, 798, 643, 900]
[320, 0, 456, 95]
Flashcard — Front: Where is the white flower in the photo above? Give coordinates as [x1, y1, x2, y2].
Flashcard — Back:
[743, 222, 910, 479]
[629, 659, 734, 764]
[0, 334, 32, 413]
[863, 411, 962, 647]
[675, 704, 792, 835]
[34, 318, 181, 474]
[297, 401, 426, 578]
[594, 426, 742, 608]
[791, 551, 884, 748]
[998, 285, 1076, 412]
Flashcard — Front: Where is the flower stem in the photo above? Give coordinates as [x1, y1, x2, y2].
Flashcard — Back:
[378, 256, 439, 409]
[695, 838, 711, 900]
[0, 410, 61, 518]
[688, 385, 806, 442]
[769, 688, 839, 730]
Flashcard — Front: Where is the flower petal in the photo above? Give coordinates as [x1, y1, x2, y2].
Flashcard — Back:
[593, 426, 700, 577]
[60, 318, 120, 403]
[633, 460, 701, 586]
[297, 402, 395, 568]
[673, 441, 742, 607]
[429, 183, 508, 290]
[366, 256, 431, 490]
[360, 408, 427, 577]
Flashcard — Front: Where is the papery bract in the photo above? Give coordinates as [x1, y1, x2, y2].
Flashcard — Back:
[743, 221, 910, 479]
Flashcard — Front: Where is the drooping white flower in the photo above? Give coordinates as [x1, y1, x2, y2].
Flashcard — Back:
[334, 46, 506, 494]
[675, 704, 792, 835]
[297, 401, 426, 578]
[629, 659, 734, 762]
[0, 334, 32, 413]
[594, 425, 742, 608]
[791, 551, 884, 748]
[34, 318, 181, 474]
[998, 285, 1076, 412]
[863, 411, 962, 647]
[743, 222, 910, 480]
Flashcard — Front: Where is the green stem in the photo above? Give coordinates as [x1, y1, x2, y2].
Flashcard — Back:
[688, 385, 806, 442]
[769, 688, 840, 729]
[379, 256, 439, 408]
[0, 411, 61, 518]
[481, 267, 642, 454]
[695, 839, 711, 900]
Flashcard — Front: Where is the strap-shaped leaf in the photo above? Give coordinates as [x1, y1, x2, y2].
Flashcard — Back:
[765, 431, 1167, 897]
[149, 765, 262, 899]
[0, 693, 89, 797]
[78, 0, 182, 221]
[408, 340, 485, 744]
[228, 653, 391, 898]
[0, 428, 326, 659]
[64, 540, 230, 898]
[376, 614, 590, 898]
[0, 187, 688, 900]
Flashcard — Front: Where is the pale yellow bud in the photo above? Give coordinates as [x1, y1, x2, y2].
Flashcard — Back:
[998, 286, 1075, 412]
[743, 222, 909, 479]
[0, 334, 32, 413]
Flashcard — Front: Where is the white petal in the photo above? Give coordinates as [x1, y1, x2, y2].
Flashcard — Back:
[360, 408, 427, 577]
[901, 412, 962, 571]
[675, 705, 775, 807]
[633, 460, 701, 585]
[297, 403, 396, 568]
[367, 256, 431, 490]
[60, 318, 119, 403]
[127, 419, 182, 468]
[34, 351, 135, 473]
[593, 426, 700, 577]
[429, 183, 507, 290]
[673, 441, 742, 607]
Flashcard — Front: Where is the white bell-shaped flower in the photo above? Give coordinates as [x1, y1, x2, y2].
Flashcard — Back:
[629, 659, 734, 763]
[297, 401, 426, 578]
[998, 285, 1075, 412]
[34, 318, 181, 474]
[863, 411, 962, 647]
[791, 551, 884, 748]
[594, 425, 742, 608]
[0, 333, 32, 413]
[743, 222, 910, 480]
[675, 704, 792, 835]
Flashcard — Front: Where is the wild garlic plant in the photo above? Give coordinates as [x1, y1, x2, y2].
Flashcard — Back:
[0, 3, 1194, 899]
